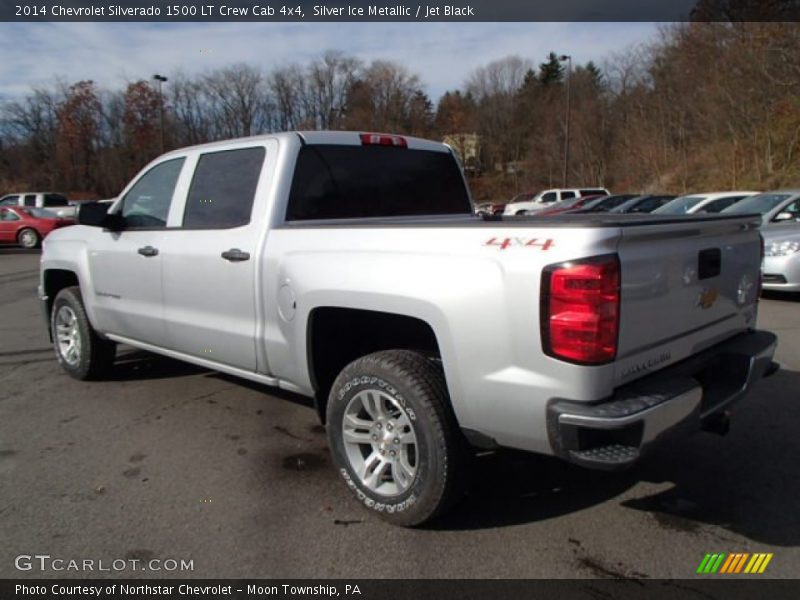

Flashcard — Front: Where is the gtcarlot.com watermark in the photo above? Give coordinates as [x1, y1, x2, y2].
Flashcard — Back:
[15, 554, 194, 573]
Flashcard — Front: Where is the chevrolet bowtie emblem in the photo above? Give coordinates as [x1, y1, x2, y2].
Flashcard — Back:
[697, 287, 719, 309]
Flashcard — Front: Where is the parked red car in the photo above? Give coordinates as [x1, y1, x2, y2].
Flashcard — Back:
[0, 206, 74, 249]
[534, 194, 606, 216]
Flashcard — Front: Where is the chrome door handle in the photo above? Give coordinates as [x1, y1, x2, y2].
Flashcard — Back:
[137, 246, 159, 257]
[221, 248, 250, 262]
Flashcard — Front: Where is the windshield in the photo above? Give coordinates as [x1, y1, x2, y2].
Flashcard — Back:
[723, 193, 791, 215]
[655, 196, 705, 214]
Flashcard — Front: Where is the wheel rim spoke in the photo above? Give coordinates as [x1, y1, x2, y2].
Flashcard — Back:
[342, 388, 419, 497]
[342, 428, 373, 445]
[54, 306, 81, 367]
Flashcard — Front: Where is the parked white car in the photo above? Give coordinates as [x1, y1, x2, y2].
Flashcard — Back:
[654, 191, 759, 215]
[0, 192, 75, 218]
[722, 190, 800, 225]
[762, 222, 800, 292]
[502, 187, 609, 215]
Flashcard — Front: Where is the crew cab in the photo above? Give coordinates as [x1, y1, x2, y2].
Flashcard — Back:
[39, 132, 777, 526]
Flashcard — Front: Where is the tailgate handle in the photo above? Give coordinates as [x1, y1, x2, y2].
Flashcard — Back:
[698, 248, 721, 280]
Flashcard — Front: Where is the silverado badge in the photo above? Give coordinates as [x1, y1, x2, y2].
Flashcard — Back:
[697, 287, 719, 309]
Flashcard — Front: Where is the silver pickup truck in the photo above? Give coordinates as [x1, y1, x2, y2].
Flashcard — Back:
[39, 131, 778, 526]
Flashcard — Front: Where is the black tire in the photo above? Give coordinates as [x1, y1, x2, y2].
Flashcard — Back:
[50, 286, 116, 380]
[326, 350, 468, 526]
[17, 228, 40, 249]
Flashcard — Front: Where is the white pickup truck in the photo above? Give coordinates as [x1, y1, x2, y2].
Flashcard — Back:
[39, 131, 778, 526]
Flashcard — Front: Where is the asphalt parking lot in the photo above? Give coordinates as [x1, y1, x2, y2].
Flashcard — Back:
[1, 247, 799, 579]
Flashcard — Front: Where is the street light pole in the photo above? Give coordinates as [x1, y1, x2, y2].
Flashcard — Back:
[153, 74, 168, 154]
[558, 55, 572, 188]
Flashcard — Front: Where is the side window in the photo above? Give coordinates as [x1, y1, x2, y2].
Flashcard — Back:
[24, 194, 37, 207]
[183, 147, 265, 229]
[1, 195, 20, 206]
[775, 200, 800, 221]
[561, 191, 577, 200]
[43, 194, 69, 207]
[0, 208, 20, 221]
[541, 192, 558, 202]
[121, 158, 185, 228]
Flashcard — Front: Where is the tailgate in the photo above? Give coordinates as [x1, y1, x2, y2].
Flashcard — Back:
[614, 216, 762, 386]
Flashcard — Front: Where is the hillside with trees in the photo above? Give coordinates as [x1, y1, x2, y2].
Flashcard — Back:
[1, 22, 798, 201]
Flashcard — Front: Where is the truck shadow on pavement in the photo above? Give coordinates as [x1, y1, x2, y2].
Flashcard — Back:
[761, 290, 800, 302]
[102, 348, 800, 547]
[435, 368, 800, 547]
[107, 349, 208, 381]
[621, 367, 800, 547]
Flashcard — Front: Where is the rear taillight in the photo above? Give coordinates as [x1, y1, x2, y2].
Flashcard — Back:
[541, 254, 620, 365]
[360, 133, 407, 148]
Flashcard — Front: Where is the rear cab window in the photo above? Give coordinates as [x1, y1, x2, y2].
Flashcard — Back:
[24, 194, 37, 207]
[286, 145, 470, 221]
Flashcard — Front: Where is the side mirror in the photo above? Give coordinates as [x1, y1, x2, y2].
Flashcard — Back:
[77, 201, 109, 226]
[77, 201, 125, 231]
[774, 211, 794, 222]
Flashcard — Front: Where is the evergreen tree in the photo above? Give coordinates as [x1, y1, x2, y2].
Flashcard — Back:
[538, 52, 564, 86]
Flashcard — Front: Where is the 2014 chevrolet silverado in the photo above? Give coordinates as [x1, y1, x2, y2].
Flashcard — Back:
[39, 131, 778, 526]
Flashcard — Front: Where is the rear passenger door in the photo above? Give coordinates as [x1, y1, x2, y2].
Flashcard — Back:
[159, 142, 274, 372]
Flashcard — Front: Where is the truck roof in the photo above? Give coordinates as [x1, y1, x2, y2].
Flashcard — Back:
[160, 131, 450, 159]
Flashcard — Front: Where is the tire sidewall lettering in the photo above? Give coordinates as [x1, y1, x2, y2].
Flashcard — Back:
[333, 373, 423, 514]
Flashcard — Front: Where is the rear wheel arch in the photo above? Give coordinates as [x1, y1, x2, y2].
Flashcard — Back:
[306, 307, 448, 423]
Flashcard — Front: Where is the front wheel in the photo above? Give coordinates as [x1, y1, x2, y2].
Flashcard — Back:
[51, 286, 116, 380]
[17, 228, 40, 249]
[327, 350, 468, 526]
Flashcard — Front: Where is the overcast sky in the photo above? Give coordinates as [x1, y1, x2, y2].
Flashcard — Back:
[0, 22, 659, 101]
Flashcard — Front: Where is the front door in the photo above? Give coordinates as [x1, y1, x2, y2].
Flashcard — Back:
[87, 157, 186, 348]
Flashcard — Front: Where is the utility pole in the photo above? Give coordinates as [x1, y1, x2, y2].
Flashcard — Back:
[558, 55, 572, 188]
[153, 74, 168, 154]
